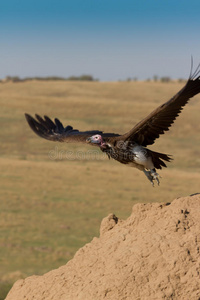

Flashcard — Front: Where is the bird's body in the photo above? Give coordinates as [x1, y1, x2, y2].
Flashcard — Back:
[25, 62, 200, 185]
[93, 138, 171, 185]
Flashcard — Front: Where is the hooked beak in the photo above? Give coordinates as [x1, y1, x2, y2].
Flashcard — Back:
[86, 137, 92, 143]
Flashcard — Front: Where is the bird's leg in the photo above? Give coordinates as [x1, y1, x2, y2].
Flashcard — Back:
[150, 168, 161, 186]
[143, 168, 161, 186]
[143, 169, 155, 186]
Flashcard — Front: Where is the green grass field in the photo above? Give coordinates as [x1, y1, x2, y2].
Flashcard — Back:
[0, 80, 200, 299]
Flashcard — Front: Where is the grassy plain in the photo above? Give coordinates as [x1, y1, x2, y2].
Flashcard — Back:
[0, 80, 200, 298]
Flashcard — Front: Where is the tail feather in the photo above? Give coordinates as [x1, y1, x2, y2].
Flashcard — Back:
[149, 149, 172, 169]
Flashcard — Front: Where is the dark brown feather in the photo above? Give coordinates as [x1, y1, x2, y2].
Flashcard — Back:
[25, 64, 200, 148]
[25, 114, 119, 143]
[111, 65, 200, 147]
[147, 149, 172, 169]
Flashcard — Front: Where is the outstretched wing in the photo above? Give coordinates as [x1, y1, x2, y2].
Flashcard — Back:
[25, 114, 119, 143]
[114, 63, 200, 146]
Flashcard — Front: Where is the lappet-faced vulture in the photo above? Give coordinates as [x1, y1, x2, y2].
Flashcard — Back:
[25, 63, 200, 185]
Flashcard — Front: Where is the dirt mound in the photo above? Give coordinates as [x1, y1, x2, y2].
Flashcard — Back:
[6, 195, 200, 300]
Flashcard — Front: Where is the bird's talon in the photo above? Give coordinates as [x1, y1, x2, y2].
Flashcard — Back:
[152, 172, 161, 186]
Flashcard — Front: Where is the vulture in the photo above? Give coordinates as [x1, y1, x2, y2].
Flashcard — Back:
[25, 63, 200, 186]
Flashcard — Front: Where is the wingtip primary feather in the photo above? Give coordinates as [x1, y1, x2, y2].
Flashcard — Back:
[24, 113, 36, 128]
[189, 59, 200, 80]
[24, 113, 31, 121]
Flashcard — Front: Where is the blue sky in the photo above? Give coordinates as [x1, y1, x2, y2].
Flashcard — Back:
[0, 0, 200, 80]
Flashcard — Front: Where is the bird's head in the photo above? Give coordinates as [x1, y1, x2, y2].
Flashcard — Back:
[86, 134, 106, 147]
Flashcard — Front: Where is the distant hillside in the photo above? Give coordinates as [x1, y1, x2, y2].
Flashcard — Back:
[0, 74, 97, 83]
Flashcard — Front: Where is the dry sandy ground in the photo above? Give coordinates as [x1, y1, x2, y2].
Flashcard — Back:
[6, 194, 200, 300]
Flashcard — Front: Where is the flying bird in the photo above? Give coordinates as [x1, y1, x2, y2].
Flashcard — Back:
[25, 63, 200, 186]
